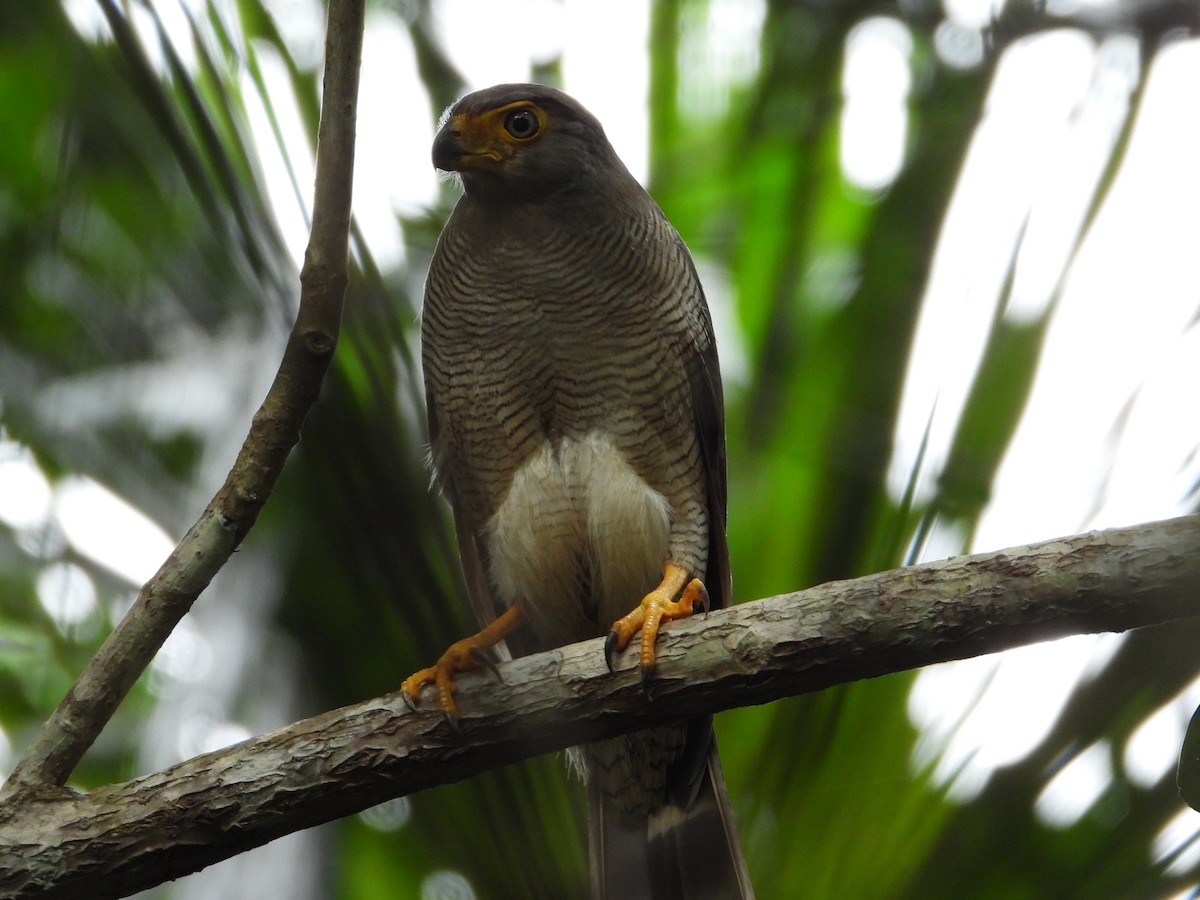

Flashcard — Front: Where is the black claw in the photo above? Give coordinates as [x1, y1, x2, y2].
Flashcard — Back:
[470, 647, 502, 682]
[604, 632, 619, 672]
[444, 711, 465, 738]
[640, 661, 657, 687]
[401, 691, 418, 713]
[697, 582, 710, 615]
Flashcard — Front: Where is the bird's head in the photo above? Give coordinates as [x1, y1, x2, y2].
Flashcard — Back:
[432, 84, 625, 203]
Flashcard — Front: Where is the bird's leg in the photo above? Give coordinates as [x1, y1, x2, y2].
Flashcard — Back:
[401, 605, 524, 720]
[605, 562, 709, 683]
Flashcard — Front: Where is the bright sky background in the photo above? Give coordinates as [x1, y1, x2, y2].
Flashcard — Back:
[6, 0, 1200, 891]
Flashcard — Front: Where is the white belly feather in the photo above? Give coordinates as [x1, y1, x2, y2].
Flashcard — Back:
[485, 431, 671, 648]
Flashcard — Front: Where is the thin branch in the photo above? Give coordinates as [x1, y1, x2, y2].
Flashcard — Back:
[0, 515, 1196, 899]
[0, 0, 365, 797]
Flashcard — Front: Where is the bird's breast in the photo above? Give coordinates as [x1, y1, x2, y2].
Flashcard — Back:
[485, 430, 670, 650]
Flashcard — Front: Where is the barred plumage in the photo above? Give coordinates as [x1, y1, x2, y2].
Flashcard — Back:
[413, 83, 752, 899]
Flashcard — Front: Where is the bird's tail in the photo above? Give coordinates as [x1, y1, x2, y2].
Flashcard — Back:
[588, 743, 753, 900]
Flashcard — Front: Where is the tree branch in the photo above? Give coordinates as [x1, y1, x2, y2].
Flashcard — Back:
[0, 515, 1196, 899]
[0, 0, 365, 796]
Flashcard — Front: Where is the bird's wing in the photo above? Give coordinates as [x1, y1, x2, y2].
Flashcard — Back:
[656, 309, 731, 812]
[426, 389, 508, 637]
[689, 301, 730, 613]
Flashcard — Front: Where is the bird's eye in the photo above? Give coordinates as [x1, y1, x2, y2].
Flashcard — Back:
[503, 109, 540, 140]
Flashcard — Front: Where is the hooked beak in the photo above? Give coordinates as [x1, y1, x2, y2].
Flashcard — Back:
[432, 114, 506, 172]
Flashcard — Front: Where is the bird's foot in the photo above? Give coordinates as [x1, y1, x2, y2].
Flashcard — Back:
[401, 605, 523, 722]
[605, 562, 708, 684]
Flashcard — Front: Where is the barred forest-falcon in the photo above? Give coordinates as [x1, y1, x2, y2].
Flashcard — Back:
[403, 84, 753, 900]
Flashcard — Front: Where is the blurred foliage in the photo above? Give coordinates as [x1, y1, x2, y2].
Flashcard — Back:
[0, 0, 1198, 898]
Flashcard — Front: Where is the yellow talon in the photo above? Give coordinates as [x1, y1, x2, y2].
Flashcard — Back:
[605, 563, 707, 681]
[401, 605, 524, 720]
